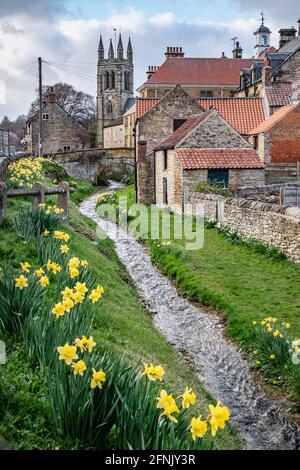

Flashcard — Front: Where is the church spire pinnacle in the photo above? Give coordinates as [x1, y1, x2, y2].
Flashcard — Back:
[127, 37, 133, 63]
[108, 38, 114, 59]
[117, 34, 124, 60]
[98, 34, 104, 62]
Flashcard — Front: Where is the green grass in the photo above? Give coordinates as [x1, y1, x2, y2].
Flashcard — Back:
[0, 182, 241, 450]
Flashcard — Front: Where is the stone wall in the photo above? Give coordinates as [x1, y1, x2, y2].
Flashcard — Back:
[189, 192, 300, 262]
[155, 149, 184, 211]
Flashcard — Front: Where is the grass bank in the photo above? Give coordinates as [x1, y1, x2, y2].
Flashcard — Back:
[0, 179, 241, 450]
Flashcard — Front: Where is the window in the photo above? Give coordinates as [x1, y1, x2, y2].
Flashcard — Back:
[163, 177, 168, 204]
[63, 146, 71, 152]
[261, 34, 268, 46]
[106, 102, 113, 114]
[253, 135, 258, 150]
[163, 150, 168, 170]
[42, 113, 49, 121]
[111, 71, 115, 89]
[173, 119, 186, 131]
[105, 72, 110, 90]
[200, 90, 213, 97]
[208, 169, 229, 188]
[124, 72, 130, 91]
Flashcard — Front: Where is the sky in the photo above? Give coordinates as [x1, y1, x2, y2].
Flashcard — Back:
[0, 0, 299, 119]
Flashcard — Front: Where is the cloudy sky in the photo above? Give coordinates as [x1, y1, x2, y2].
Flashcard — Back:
[0, 0, 299, 119]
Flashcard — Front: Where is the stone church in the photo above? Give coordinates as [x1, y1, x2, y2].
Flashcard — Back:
[96, 34, 134, 148]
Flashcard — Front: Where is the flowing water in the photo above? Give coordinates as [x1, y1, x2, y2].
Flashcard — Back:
[79, 185, 300, 450]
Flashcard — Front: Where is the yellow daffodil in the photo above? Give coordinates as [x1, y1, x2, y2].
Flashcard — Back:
[20, 261, 30, 273]
[71, 291, 84, 304]
[52, 302, 66, 318]
[75, 282, 88, 294]
[15, 275, 28, 289]
[43, 229, 50, 236]
[252, 321, 257, 325]
[208, 402, 230, 437]
[57, 344, 78, 365]
[68, 257, 80, 269]
[273, 330, 280, 337]
[143, 364, 165, 382]
[60, 244, 69, 254]
[35, 267, 45, 277]
[69, 268, 80, 279]
[89, 285, 105, 303]
[91, 369, 106, 389]
[190, 417, 208, 440]
[156, 390, 179, 423]
[180, 388, 196, 409]
[61, 287, 73, 299]
[74, 337, 87, 353]
[62, 298, 74, 313]
[255, 360, 261, 365]
[80, 259, 89, 268]
[85, 336, 97, 353]
[270, 354, 275, 360]
[72, 360, 87, 376]
[39, 276, 50, 288]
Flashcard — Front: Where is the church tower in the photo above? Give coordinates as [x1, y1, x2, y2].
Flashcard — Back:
[96, 34, 134, 148]
[254, 13, 271, 58]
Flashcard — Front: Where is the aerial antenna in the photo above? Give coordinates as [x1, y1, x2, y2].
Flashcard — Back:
[231, 36, 238, 49]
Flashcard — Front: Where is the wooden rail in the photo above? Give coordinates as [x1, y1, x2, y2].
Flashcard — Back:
[0, 181, 74, 224]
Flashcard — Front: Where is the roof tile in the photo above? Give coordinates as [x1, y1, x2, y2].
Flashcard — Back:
[265, 83, 292, 107]
[249, 104, 297, 134]
[176, 148, 264, 169]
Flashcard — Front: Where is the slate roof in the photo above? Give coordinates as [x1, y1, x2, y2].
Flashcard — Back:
[176, 148, 264, 169]
[265, 83, 292, 107]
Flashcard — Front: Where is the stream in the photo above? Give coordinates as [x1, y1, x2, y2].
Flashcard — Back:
[79, 183, 299, 450]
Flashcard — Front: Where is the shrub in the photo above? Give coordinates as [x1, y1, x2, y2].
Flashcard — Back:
[41, 159, 69, 183]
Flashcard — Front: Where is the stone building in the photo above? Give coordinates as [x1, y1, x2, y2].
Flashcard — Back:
[103, 118, 124, 148]
[154, 110, 264, 212]
[0, 127, 9, 156]
[25, 87, 90, 155]
[135, 85, 265, 204]
[137, 46, 253, 99]
[96, 34, 134, 148]
[249, 102, 300, 165]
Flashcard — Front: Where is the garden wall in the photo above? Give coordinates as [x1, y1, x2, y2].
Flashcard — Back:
[189, 192, 300, 263]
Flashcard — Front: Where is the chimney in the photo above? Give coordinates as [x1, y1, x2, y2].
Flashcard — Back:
[47, 86, 56, 104]
[165, 46, 185, 59]
[221, 51, 227, 58]
[232, 41, 243, 59]
[278, 27, 297, 48]
[262, 57, 272, 87]
[146, 66, 159, 80]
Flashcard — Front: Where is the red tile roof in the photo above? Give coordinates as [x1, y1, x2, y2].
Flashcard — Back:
[176, 148, 264, 169]
[154, 112, 212, 150]
[136, 98, 159, 119]
[197, 97, 265, 134]
[136, 96, 265, 134]
[258, 47, 277, 58]
[249, 104, 297, 134]
[143, 57, 253, 86]
[265, 83, 292, 107]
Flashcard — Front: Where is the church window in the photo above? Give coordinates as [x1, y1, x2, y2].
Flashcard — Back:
[124, 72, 130, 91]
[105, 72, 110, 90]
[111, 71, 115, 89]
[107, 102, 113, 114]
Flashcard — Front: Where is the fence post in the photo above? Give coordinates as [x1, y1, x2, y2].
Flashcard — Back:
[58, 182, 70, 221]
[279, 187, 285, 206]
[0, 182, 7, 225]
[32, 182, 45, 207]
[217, 198, 224, 224]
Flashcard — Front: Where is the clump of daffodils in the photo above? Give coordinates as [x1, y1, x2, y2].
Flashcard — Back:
[67, 257, 89, 279]
[52, 282, 104, 318]
[39, 204, 64, 216]
[96, 192, 117, 207]
[8, 157, 44, 189]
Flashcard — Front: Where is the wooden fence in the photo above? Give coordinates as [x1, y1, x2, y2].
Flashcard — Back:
[280, 186, 300, 207]
[0, 181, 74, 225]
[265, 162, 300, 184]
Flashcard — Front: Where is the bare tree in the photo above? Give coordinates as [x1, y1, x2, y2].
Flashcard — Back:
[28, 83, 96, 129]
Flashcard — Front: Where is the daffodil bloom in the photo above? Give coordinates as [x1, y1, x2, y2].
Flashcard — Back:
[43, 229, 50, 236]
[75, 337, 87, 353]
[52, 302, 66, 318]
[267, 326, 273, 333]
[69, 268, 80, 279]
[47, 260, 61, 274]
[57, 344, 78, 365]
[20, 261, 31, 273]
[180, 388, 196, 409]
[85, 336, 97, 353]
[62, 298, 74, 313]
[55, 207, 64, 215]
[39, 276, 50, 288]
[35, 267, 45, 277]
[72, 360, 87, 376]
[273, 330, 280, 337]
[60, 244, 69, 254]
[71, 291, 84, 304]
[253, 350, 258, 356]
[15, 275, 28, 289]
[252, 321, 257, 325]
[208, 402, 230, 437]
[143, 364, 165, 381]
[80, 259, 89, 268]
[156, 390, 179, 423]
[75, 282, 88, 294]
[190, 416, 208, 440]
[38, 203, 46, 208]
[61, 287, 73, 299]
[89, 285, 105, 303]
[255, 360, 261, 365]
[270, 354, 275, 360]
[68, 257, 80, 270]
[91, 369, 106, 389]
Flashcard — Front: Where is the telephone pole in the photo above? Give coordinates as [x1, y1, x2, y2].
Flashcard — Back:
[38, 57, 43, 157]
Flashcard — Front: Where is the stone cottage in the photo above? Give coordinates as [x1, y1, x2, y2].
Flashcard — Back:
[26, 87, 90, 155]
[249, 102, 300, 165]
[154, 110, 264, 212]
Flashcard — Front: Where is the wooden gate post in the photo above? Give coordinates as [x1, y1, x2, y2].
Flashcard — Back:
[58, 182, 70, 221]
[280, 187, 285, 206]
[0, 182, 7, 225]
[32, 182, 45, 207]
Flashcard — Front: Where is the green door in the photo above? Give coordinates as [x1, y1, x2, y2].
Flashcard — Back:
[208, 169, 229, 188]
